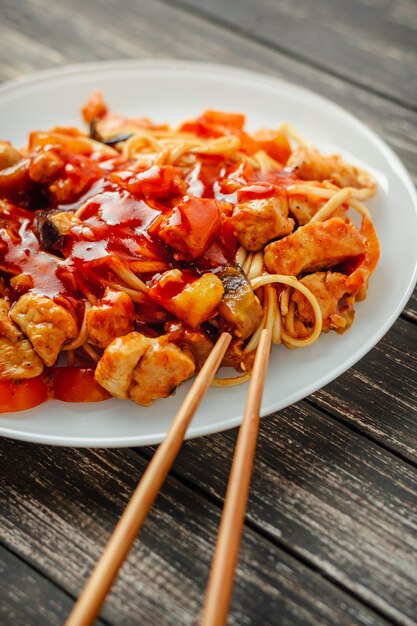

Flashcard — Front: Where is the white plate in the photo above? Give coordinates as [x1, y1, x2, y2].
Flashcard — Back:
[0, 60, 416, 447]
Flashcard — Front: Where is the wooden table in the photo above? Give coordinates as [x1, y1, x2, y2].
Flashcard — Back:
[1, 1, 416, 624]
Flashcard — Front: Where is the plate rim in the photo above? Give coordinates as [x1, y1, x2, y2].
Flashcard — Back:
[0, 59, 416, 447]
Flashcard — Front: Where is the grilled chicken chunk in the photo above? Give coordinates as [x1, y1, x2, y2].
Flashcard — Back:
[94, 332, 150, 399]
[0, 298, 43, 378]
[288, 194, 325, 225]
[10, 293, 78, 366]
[221, 337, 245, 370]
[165, 321, 213, 371]
[95, 331, 195, 405]
[28, 150, 64, 183]
[264, 218, 366, 276]
[231, 193, 294, 251]
[216, 264, 263, 338]
[9, 274, 34, 296]
[87, 288, 134, 349]
[130, 336, 195, 406]
[293, 272, 354, 332]
[287, 147, 376, 191]
[0, 142, 22, 171]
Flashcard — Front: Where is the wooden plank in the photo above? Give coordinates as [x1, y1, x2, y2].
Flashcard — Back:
[168, 0, 417, 110]
[147, 404, 417, 626]
[0, 441, 392, 626]
[0, 545, 110, 626]
[311, 316, 417, 462]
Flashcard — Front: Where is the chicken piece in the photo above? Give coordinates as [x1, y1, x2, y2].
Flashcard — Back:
[149, 270, 224, 328]
[231, 192, 294, 251]
[165, 321, 213, 371]
[287, 147, 376, 191]
[0, 298, 43, 378]
[87, 288, 134, 349]
[264, 218, 366, 276]
[130, 336, 195, 406]
[10, 274, 34, 296]
[94, 332, 150, 399]
[0, 158, 32, 206]
[29, 131, 98, 156]
[251, 129, 292, 164]
[28, 150, 64, 183]
[0, 142, 22, 171]
[293, 272, 354, 332]
[10, 293, 78, 366]
[216, 264, 263, 338]
[221, 337, 245, 370]
[158, 196, 221, 259]
[288, 193, 348, 226]
[288, 194, 325, 225]
[48, 164, 102, 206]
[95, 331, 195, 404]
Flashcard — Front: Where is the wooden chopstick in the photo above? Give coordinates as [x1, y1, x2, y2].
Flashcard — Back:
[65, 331, 232, 626]
[200, 328, 272, 626]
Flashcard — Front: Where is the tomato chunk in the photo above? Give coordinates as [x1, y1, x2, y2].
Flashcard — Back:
[180, 111, 259, 155]
[199, 110, 246, 129]
[81, 90, 108, 123]
[158, 195, 221, 259]
[0, 376, 48, 413]
[237, 182, 280, 202]
[252, 129, 292, 164]
[112, 165, 186, 199]
[53, 367, 111, 403]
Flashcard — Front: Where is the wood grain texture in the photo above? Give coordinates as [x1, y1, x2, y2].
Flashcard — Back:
[167, 0, 417, 110]
[0, 546, 110, 626]
[63, 332, 231, 626]
[143, 403, 417, 626]
[310, 317, 417, 462]
[0, 441, 392, 626]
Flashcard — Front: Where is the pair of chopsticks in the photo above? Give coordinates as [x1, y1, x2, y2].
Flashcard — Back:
[65, 328, 272, 626]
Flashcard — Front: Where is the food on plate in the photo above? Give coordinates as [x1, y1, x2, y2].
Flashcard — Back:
[0, 92, 379, 411]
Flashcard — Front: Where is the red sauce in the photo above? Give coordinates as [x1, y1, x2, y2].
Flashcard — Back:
[149, 269, 197, 301]
[1, 220, 66, 297]
[0, 131, 296, 309]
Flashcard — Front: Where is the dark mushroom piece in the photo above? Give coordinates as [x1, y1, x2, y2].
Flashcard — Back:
[35, 210, 79, 252]
[215, 264, 263, 339]
[35, 211, 63, 251]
